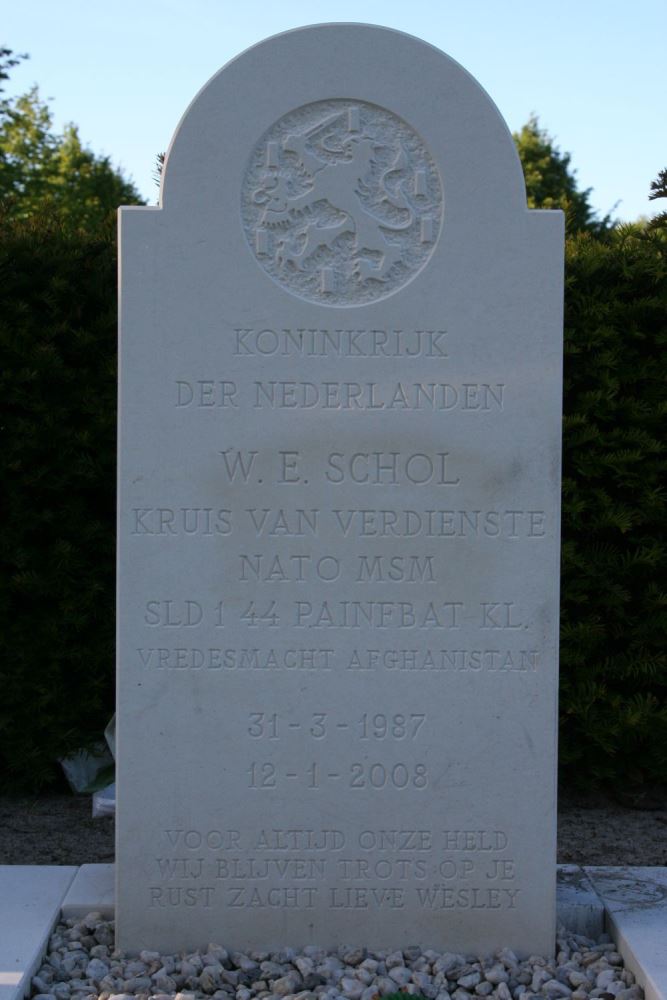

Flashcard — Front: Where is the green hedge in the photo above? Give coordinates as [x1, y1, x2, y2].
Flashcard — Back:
[0, 218, 665, 792]
[559, 226, 667, 788]
[0, 217, 117, 791]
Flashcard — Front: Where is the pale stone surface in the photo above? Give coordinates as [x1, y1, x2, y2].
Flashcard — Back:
[0, 865, 76, 1000]
[116, 23, 564, 955]
[60, 863, 115, 919]
[585, 866, 667, 1000]
[556, 865, 605, 939]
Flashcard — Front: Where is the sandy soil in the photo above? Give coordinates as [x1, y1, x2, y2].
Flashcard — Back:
[0, 790, 665, 866]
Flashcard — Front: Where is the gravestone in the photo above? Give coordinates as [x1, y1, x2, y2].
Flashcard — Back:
[117, 24, 564, 957]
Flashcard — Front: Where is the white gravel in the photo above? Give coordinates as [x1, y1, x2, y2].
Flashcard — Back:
[29, 914, 642, 1000]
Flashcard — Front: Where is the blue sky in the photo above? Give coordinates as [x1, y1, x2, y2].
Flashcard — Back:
[3, 0, 665, 222]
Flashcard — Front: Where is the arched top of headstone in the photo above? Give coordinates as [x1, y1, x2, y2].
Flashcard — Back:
[159, 22, 528, 232]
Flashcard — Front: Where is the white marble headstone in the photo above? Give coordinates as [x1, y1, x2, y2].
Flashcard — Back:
[117, 23, 563, 957]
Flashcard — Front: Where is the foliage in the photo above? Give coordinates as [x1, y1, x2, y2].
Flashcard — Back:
[0, 214, 118, 791]
[0, 46, 27, 92]
[0, 73, 143, 227]
[514, 116, 612, 235]
[154, 150, 165, 189]
[559, 224, 667, 788]
[648, 168, 667, 230]
[0, 51, 139, 789]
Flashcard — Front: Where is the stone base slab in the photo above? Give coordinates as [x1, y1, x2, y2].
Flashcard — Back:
[557, 863, 606, 938]
[0, 866, 77, 1000]
[60, 863, 114, 920]
[585, 866, 667, 1000]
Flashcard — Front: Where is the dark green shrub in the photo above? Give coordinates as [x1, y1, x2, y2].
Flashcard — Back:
[0, 214, 117, 791]
[559, 225, 667, 788]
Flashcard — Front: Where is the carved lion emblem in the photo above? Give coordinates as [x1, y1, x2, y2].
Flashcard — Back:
[241, 100, 443, 306]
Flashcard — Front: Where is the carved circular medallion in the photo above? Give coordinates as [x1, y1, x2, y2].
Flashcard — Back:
[241, 100, 443, 306]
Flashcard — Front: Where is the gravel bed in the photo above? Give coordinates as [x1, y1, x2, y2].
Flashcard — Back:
[29, 913, 642, 1000]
